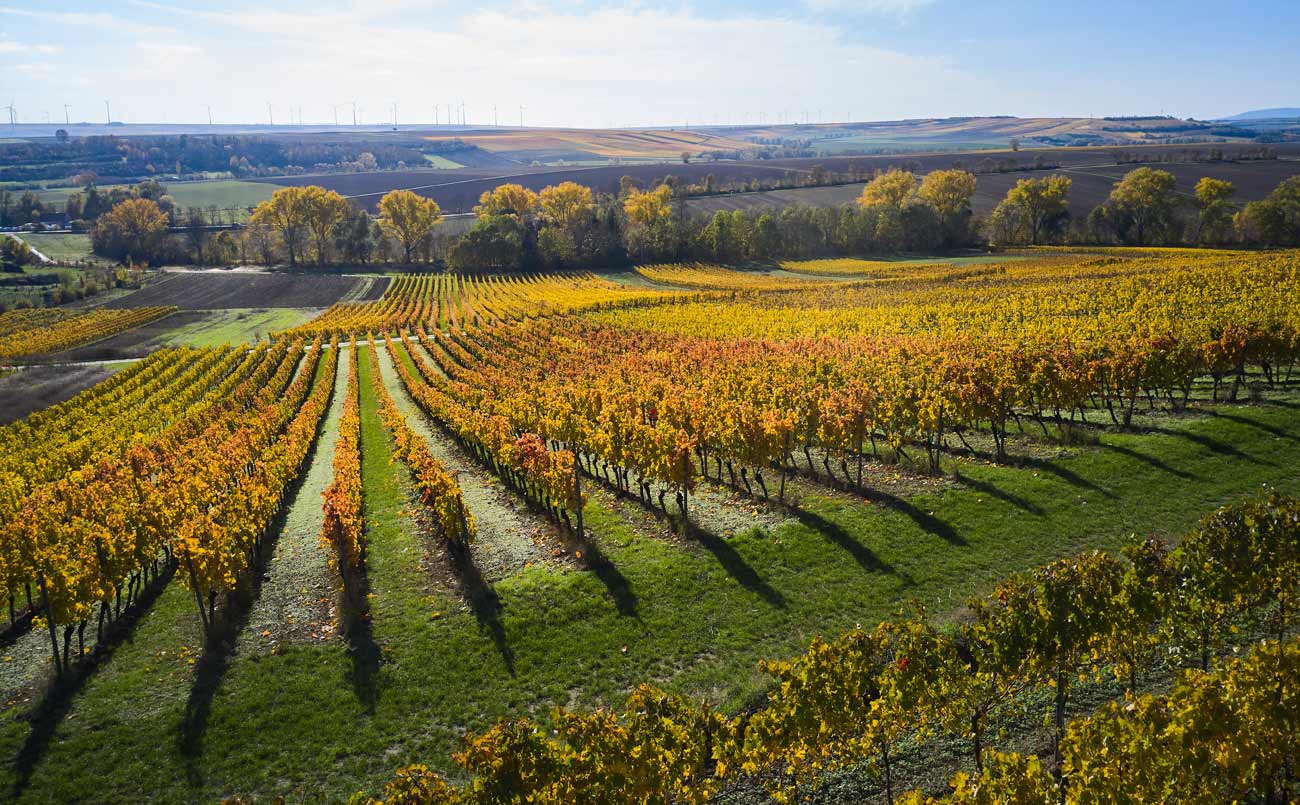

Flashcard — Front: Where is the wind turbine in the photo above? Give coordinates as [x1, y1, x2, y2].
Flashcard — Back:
[64, 104, 71, 125]
[351, 101, 357, 126]
[332, 104, 339, 126]
[267, 103, 274, 125]
[433, 104, 439, 126]
[4, 101, 14, 126]
[519, 105, 525, 127]
[206, 104, 213, 125]
[104, 99, 111, 124]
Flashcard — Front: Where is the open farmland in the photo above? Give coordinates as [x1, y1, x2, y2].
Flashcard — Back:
[103, 270, 386, 310]
[249, 141, 1300, 215]
[685, 152, 1300, 218]
[0, 250, 1297, 803]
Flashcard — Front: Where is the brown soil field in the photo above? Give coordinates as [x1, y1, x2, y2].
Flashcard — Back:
[424, 127, 755, 161]
[104, 272, 367, 310]
[0, 362, 128, 425]
[685, 157, 1300, 218]
[261, 142, 1300, 215]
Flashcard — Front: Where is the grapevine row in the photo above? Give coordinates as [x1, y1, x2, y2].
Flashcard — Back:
[354, 492, 1300, 804]
[365, 336, 476, 548]
[0, 306, 176, 361]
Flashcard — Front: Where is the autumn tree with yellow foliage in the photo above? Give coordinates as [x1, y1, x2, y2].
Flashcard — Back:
[249, 187, 312, 267]
[623, 184, 676, 261]
[378, 189, 443, 263]
[474, 183, 540, 219]
[91, 197, 171, 264]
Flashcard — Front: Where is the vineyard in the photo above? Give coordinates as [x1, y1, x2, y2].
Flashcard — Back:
[0, 306, 175, 361]
[0, 249, 1296, 802]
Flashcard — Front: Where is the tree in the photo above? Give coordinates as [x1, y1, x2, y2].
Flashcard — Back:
[623, 185, 675, 261]
[336, 207, 376, 265]
[1, 236, 33, 272]
[918, 169, 977, 247]
[91, 198, 170, 264]
[302, 187, 350, 264]
[537, 227, 576, 269]
[378, 189, 442, 264]
[184, 207, 209, 264]
[1107, 167, 1180, 245]
[16, 191, 43, 225]
[248, 187, 312, 267]
[474, 184, 539, 220]
[539, 182, 594, 233]
[1192, 177, 1236, 244]
[448, 215, 526, 272]
[1236, 176, 1300, 246]
[991, 175, 1072, 245]
[858, 170, 918, 251]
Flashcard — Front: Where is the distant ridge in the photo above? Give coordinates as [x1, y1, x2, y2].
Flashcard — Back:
[1222, 108, 1300, 121]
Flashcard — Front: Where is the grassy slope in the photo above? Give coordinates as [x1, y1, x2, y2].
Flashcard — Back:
[160, 308, 322, 348]
[2, 387, 1298, 800]
[11, 232, 94, 262]
[33, 180, 276, 211]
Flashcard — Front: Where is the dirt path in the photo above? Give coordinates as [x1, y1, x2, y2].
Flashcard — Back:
[239, 347, 350, 654]
[373, 344, 566, 580]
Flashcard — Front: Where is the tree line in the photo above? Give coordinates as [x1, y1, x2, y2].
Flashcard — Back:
[74, 166, 1300, 269]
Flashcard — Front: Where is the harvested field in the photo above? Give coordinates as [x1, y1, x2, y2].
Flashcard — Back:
[103, 271, 366, 310]
[0, 362, 128, 424]
[268, 142, 1300, 214]
[685, 157, 1300, 218]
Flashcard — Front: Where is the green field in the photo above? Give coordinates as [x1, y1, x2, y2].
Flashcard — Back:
[422, 154, 464, 169]
[30, 180, 277, 216]
[159, 307, 322, 347]
[15, 232, 96, 262]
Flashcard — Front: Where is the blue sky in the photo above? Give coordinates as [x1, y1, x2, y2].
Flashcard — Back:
[1, 0, 1297, 127]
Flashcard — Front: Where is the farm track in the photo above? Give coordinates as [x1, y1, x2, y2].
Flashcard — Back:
[375, 344, 564, 580]
[240, 348, 350, 654]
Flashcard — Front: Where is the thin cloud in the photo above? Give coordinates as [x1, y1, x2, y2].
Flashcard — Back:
[804, 0, 939, 14]
[0, 41, 61, 55]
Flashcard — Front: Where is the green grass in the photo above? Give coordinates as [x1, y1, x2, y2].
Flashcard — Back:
[164, 180, 278, 211]
[161, 308, 322, 348]
[32, 180, 276, 216]
[12, 232, 95, 262]
[1, 382, 1299, 801]
[422, 154, 464, 169]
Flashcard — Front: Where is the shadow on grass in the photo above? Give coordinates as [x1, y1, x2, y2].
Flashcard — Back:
[11, 561, 176, 799]
[791, 506, 905, 578]
[571, 531, 638, 618]
[1021, 457, 1118, 501]
[0, 609, 35, 649]
[450, 545, 515, 676]
[863, 487, 968, 546]
[180, 353, 344, 776]
[684, 521, 787, 609]
[1149, 425, 1272, 466]
[953, 471, 1045, 516]
[1211, 409, 1300, 444]
[341, 573, 382, 714]
[1101, 443, 1198, 480]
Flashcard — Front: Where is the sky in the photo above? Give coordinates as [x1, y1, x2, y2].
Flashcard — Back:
[1, 0, 1298, 128]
